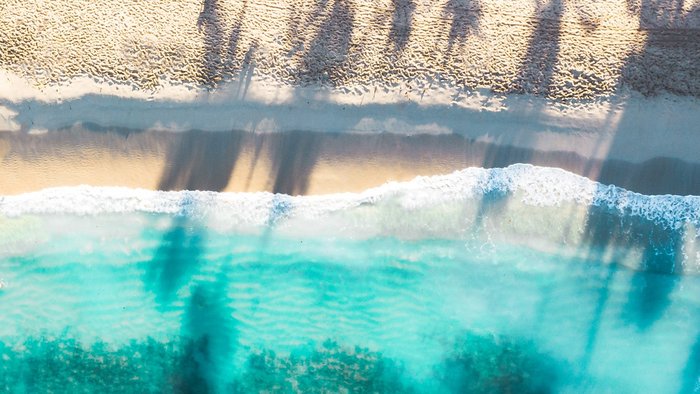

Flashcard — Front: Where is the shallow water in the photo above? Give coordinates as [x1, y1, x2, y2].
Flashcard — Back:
[1, 210, 699, 393]
[2, 166, 700, 393]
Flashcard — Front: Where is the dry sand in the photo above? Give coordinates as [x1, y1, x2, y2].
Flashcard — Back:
[0, 0, 699, 99]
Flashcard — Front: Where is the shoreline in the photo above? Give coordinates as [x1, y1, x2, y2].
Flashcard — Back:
[3, 125, 700, 197]
[2, 73, 699, 197]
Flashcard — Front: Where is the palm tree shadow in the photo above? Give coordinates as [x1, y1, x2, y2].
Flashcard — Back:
[680, 333, 700, 394]
[622, 226, 683, 330]
[513, 0, 564, 96]
[144, 209, 237, 390]
[145, 216, 206, 309]
[234, 43, 258, 101]
[176, 271, 237, 393]
[297, 0, 354, 86]
[472, 141, 533, 236]
[578, 0, 695, 346]
[225, 0, 249, 67]
[198, 0, 250, 87]
[443, 0, 482, 54]
[286, 0, 330, 51]
[198, 0, 226, 86]
[269, 131, 321, 196]
[582, 199, 684, 331]
[621, 0, 700, 97]
[158, 130, 242, 192]
[389, 0, 416, 54]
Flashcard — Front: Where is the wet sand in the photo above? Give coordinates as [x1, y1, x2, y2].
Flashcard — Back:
[2, 127, 700, 196]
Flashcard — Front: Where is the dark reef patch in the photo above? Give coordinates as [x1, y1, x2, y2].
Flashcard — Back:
[438, 332, 567, 394]
[235, 339, 412, 393]
[0, 333, 571, 393]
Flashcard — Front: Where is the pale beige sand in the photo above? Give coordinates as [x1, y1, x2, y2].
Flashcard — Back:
[1, 0, 698, 99]
[3, 127, 700, 196]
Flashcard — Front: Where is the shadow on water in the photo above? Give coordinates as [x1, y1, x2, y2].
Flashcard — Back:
[576, 193, 685, 372]
[257, 131, 321, 249]
[585, 202, 684, 322]
[389, 0, 416, 54]
[481, 142, 533, 169]
[471, 137, 534, 235]
[175, 271, 237, 394]
[471, 171, 510, 235]
[145, 202, 238, 391]
[623, 234, 683, 330]
[579, 209, 635, 329]
[573, 0, 700, 371]
[158, 130, 242, 192]
[595, 157, 700, 196]
[680, 333, 700, 394]
[578, 263, 618, 371]
[145, 216, 206, 308]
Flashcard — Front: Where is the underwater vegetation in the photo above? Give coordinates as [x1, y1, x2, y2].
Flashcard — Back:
[438, 332, 564, 394]
[235, 339, 412, 394]
[0, 337, 238, 393]
[0, 333, 565, 393]
[0, 337, 184, 393]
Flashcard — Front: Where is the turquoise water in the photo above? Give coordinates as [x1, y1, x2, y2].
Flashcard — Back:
[1, 210, 700, 393]
[1, 166, 700, 393]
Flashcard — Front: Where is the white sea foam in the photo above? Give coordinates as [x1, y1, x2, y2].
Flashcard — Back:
[1, 164, 699, 230]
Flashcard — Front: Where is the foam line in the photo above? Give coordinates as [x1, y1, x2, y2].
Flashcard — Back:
[2, 164, 698, 230]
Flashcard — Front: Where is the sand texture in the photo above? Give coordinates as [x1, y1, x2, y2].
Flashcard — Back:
[1, 0, 700, 196]
[1, 0, 699, 100]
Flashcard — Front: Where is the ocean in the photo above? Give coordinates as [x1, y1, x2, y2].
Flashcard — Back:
[1, 165, 699, 393]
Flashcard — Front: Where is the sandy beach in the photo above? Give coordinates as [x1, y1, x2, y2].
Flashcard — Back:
[1, 0, 699, 196]
[1, 0, 699, 98]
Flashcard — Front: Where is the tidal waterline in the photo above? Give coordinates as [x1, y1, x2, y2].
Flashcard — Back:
[1, 166, 699, 393]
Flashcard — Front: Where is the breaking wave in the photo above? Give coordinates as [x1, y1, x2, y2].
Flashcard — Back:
[1, 164, 698, 229]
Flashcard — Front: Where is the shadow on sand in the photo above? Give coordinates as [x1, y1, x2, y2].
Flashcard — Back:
[298, 0, 355, 86]
[389, 0, 416, 54]
[443, 0, 482, 53]
[513, 0, 564, 96]
[159, 130, 242, 192]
